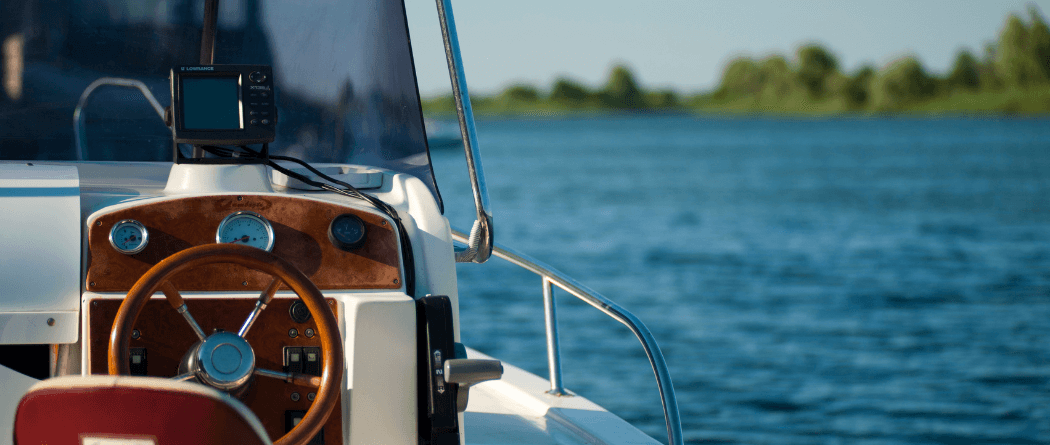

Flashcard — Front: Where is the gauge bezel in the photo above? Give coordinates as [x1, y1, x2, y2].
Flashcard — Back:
[108, 219, 149, 255]
[215, 210, 275, 252]
[328, 213, 367, 251]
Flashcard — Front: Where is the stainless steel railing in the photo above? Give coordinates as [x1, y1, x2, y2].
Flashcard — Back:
[451, 230, 684, 445]
[73, 77, 166, 161]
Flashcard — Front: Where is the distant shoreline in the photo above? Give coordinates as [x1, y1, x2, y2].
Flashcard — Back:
[422, 83, 1050, 118]
[424, 6, 1050, 118]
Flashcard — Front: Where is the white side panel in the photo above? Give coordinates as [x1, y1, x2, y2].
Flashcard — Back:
[339, 292, 417, 445]
[381, 173, 459, 333]
[0, 311, 79, 344]
[0, 364, 42, 445]
[0, 164, 80, 344]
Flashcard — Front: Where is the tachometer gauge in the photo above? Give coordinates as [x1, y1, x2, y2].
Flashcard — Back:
[109, 219, 149, 255]
[216, 211, 274, 252]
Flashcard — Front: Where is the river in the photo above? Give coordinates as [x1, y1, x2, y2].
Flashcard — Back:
[429, 115, 1050, 444]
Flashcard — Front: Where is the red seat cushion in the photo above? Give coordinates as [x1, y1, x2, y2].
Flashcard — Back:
[14, 376, 270, 445]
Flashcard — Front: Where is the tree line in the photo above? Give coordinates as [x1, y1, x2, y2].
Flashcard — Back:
[423, 5, 1050, 116]
[422, 63, 680, 115]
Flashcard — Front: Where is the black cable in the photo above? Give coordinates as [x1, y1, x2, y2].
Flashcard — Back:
[196, 144, 417, 296]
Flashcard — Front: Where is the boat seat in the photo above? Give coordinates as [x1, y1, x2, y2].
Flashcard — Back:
[13, 375, 271, 445]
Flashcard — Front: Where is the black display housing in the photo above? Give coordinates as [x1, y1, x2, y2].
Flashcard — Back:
[170, 64, 276, 145]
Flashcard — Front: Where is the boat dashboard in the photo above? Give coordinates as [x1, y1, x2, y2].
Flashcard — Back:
[82, 193, 405, 442]
[85, 194, 402, 292]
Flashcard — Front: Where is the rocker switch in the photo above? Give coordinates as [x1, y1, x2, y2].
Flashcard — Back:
[284, 347, 303, 374]
[302, 347, 321, 376]
[129, 347, 147, 376]
[286, 410, 324, 445]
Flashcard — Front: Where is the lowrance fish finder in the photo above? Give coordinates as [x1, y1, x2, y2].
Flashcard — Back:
[170, 65, 276, 145]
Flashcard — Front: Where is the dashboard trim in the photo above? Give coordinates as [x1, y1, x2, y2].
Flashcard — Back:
[85, 195, 402, 292]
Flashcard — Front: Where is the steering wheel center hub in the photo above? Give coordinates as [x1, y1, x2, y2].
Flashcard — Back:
[212, 343, 244, 373]
[187, 331, 255, 393]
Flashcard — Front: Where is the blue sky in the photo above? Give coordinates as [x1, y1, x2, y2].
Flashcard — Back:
[405, 0, 1050, 96]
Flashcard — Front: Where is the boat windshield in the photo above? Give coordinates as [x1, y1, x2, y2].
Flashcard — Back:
[0, 0, 441, 206]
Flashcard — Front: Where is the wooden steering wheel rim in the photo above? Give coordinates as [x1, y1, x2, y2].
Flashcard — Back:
[108, 243, 344, 445]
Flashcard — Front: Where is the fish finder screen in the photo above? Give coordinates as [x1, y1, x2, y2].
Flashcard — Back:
[181, 77, 241, 130]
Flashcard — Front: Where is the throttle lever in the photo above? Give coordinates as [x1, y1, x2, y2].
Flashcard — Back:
[443, 358, 503, 412]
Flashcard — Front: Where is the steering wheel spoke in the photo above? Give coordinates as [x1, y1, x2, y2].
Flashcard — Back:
[255, 368, 322, 389]
[172, 372, 196, 382]
[238, 277, 282, 338]
[160, 281, 207, 340]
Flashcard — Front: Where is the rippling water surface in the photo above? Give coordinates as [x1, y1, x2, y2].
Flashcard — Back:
[429, 116, 1050, 444]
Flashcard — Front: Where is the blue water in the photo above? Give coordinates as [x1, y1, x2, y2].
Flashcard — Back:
[429, 116, 1050, 444]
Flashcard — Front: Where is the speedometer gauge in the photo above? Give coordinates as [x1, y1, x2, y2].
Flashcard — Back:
[216, 211, 274, 252]
[109, 219, 149, 254]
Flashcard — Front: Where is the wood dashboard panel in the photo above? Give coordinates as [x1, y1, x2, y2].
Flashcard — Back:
[86, 195, 401, 292]
[88, 297, 343, 443]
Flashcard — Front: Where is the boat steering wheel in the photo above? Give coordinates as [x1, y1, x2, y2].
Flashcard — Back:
[108, 244, 343, 445]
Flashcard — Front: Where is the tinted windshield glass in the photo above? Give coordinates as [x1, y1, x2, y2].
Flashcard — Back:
[0, 0, 440, 206]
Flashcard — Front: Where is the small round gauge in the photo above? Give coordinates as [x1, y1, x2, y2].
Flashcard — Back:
[109, 219, 149, 255]
[216, 211, 274, 252]
[328, 214, 367, 251]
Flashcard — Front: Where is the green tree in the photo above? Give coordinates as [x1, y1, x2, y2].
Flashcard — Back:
[995, 13, 1048, 87]
[651, 89, 680, 108]
[978, 42, 1004, 90]
[844, 65, 875, 109]
[598, 64, 646, 109]
[796, 44, 840, 98]
[870, 56, 937, 110]
[947, 50, 981, 90]
[757, 55, 795, 100]
[503, 84, 539, 102]
[1029, 5, 1050, 80]
[714, 57, 762, 99]
[550, 77, 590, 105]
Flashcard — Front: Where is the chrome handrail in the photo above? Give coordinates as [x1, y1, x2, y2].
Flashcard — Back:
[436, 0, 494, 264]
[451, 230, 684, 445]
[73, 77, 166, 161]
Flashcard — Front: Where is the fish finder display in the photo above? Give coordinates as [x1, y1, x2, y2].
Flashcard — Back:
[170, 65, 276, 146]
[181, 77, 240, 130]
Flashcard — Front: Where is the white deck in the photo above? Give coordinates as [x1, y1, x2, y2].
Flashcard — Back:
[464, 349, 659, 445]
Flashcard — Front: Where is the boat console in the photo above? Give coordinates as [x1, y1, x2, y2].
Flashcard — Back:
[0, 0, 681, 444]
[79, 193, 402, 442]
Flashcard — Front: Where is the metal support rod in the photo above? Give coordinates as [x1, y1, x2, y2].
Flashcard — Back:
[451, 230, 684, 445]
[435, 0, 493, 264]
[200, 0, 220, 65]
[543, 277, 566, 395]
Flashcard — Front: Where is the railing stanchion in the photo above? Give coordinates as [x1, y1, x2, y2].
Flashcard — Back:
[543, 277, 567, 395]
[452, 230, 684, 445]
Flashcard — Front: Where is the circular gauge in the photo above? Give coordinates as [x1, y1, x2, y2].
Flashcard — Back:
[328, 214, 367, 251]
[216, 211, 274, 252]
[109, 219, 149, 255]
